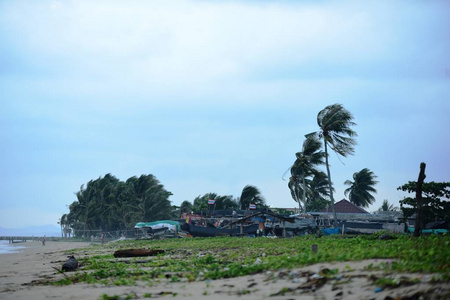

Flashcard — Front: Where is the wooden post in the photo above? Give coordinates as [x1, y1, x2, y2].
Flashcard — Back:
[414, 162, 426, 237]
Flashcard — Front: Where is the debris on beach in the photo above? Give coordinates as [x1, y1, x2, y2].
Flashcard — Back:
[113, 248, 165, 258]
[61, 255, 78, 272]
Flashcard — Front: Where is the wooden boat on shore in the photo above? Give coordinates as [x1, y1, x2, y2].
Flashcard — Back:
[180, 223, 259, 237]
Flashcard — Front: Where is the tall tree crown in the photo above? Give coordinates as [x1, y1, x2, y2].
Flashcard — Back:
[317, 103, 357, 157]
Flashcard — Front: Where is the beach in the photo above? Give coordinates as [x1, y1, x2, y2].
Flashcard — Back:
[0, 239, 448, 300]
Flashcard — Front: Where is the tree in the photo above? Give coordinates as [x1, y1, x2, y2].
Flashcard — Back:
[65, 173, 173, 236]
[398, 178, 450, 236]
[288, 135, 325, 212]
[180, 200, 193, 213]
[192, 193, 239, 213]
[306, 172, 331, 212]
[314, 103, 357, 225]
[239, 185, 266, 210]
[344, 168, 378, 208]
[378, 199, 398, 212]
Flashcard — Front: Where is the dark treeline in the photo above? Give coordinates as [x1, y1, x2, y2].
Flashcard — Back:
[60, 174, 268, 235]
[61, 174, 173, 234]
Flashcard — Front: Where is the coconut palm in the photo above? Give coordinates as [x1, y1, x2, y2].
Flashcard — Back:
[288, 135, 325, 212]
[239, 185, 266, 210]
[344, 168, 378, 208]
[314, 103, 357, 225]
[378, 199, 398, 212]
[180, 200, 193, 213]
[306, 171, 331, 212]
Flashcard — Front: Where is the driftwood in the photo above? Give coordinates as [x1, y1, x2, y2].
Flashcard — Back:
[62, 255, 79, 272]
[113, 249, 165, 258]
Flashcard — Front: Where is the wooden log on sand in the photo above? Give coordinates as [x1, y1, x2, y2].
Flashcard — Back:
[113, 249, 165, 258]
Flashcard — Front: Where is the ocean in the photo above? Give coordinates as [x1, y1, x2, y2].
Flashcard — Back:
[0, 240, 26, 255]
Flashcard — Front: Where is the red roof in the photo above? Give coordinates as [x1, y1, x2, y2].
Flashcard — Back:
[321, 199, 369, 214]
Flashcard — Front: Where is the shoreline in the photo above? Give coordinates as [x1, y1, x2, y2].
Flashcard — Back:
[0, 240, 448, 300]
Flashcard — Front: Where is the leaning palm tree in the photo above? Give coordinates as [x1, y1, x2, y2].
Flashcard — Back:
[288, 135, 325, 212]
[239, 185, 265, 210]
[344, 168, 378, 208]
[306, 171, 331, 212]
[313, 103, 357, 225]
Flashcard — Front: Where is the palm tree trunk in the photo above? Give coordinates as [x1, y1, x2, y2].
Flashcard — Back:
[302, 175, 307, 213]
[324, 139, 338, 226]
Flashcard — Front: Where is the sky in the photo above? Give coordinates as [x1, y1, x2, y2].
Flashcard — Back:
[1, 0, 449, 229]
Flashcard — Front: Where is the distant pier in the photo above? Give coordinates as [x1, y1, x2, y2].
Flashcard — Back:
[0, 236, 60, 244]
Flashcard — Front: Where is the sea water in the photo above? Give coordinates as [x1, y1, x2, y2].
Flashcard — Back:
[0, 240, 26, 254]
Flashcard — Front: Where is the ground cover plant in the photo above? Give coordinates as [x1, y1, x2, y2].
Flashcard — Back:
[48, 233, 450, 288]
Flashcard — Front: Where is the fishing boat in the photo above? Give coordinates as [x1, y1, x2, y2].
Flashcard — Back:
[180, 223, 259, 237]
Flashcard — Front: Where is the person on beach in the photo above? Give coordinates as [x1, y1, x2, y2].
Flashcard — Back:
[42, 235, 46, 246]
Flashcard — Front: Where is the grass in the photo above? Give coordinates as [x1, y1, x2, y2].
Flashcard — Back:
[49, 234, 450, 286]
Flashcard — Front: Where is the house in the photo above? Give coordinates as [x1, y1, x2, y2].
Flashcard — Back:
[320, 199, 369, 214]
[313, 199, 405, 233]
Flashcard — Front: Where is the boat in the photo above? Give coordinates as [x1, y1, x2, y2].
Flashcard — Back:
[180, 223, 259, 237]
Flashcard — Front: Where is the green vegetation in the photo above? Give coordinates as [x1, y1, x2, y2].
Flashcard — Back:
[303, 104, 357, 221]
[344, 168, 378, 208]
[398, 181, 450, 224]
[378, 199, 398, 212]
[288, 135, 328, 213]
[239, 185, 266, 210]
[62, 174, 173, 236]
[49, 235, 449, 287]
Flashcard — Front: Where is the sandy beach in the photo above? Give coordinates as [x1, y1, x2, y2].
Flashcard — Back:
[0, 240, 448, 300]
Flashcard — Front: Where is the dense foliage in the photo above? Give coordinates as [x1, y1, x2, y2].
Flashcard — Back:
[238, 185, 266, 210]
[180, 186, 267, 214]
[288, 135, 327, 212]
[62, 174, 173, 235]
[192, 193, 239, 212]
[398, 181, 450, 224]
[344, 168, 378, 208]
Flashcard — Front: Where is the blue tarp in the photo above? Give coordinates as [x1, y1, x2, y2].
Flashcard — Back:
[321, 227, 340, 235]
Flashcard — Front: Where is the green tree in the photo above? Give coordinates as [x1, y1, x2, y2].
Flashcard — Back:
[192, 193, 239, 212]
[378, 199, 398, 212]
[125, 174, 173, 223]
[66, 173, 173, 236]
[239, 185, 266, 210]
[180, 200, 193, 213]
[313, 103, 357, 224]
[344, 168, 378, 208]
[398, 181, 450, 228]
[288, 135, 325, 212]
[306, 172, 331, 212]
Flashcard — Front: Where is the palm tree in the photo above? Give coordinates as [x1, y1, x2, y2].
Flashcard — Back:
[314, 103, 357, 225]
[239, 185, 265, 210]
[378, 199, 398, 212]
[180, 200, 193, 214]
[288, 135, 325, 212]
[344, 168, 378, 208]
[306, 172, 331, 212]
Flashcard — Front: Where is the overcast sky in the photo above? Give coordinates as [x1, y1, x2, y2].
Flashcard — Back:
[1, 0, 449, 228]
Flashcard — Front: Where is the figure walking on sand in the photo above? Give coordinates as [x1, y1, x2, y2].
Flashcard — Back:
[42, 235, 46, 246]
